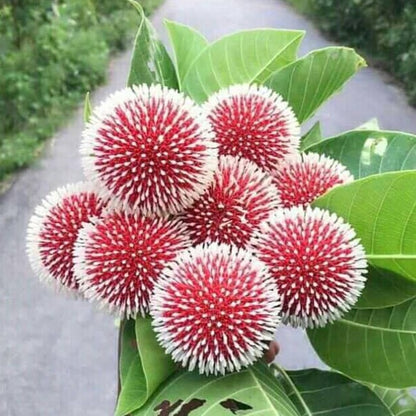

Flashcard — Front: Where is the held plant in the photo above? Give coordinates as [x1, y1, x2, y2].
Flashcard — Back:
[26, 2, 416, 415]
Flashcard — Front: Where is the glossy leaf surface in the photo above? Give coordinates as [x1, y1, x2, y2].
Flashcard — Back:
[305, 130, 416, 178]
[369, 385, 416, 416]
[165, 20, 208, 88]
[182, 29, 304, 102]
[266, 47, 366, 123]
[308, 298, 416, 388]
[116, 318, 176, 416]
[133, 361, 300, 416]
[313, 171, 416, 284]
[300, 122, 322, 151]
[127, 1, 178, 89]
[276, 367, 391, 415]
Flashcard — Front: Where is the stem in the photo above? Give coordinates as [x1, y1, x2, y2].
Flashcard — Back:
[271, 363, 313, 416]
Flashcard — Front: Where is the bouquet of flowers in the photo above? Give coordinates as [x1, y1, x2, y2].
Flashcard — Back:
[26, 2, 416, 415]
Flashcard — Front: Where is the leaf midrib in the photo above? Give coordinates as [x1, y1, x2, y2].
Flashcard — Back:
[252, 32, 304, 82]
[337, 317, 416, 334]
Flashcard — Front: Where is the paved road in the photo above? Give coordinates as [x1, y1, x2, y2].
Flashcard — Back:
[2, 0, 416, 415]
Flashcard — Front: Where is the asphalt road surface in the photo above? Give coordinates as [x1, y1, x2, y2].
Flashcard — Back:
[1, 0, 416, 415]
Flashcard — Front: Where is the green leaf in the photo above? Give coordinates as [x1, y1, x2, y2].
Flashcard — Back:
[133, 361, 300, 415]
[300, 122, 322, 151]
[313, 171, 416, 284]
[182, 29, 305, 102]
[308, 298, 416, 388]
[266, 47, 366, 123]
[119, 320, 138, 386]
[165, 20, 208, 89]
[368, 385, 416, 415]
[83, 92, 92, 123]
[310, 135, 416, 308]
[355, 267, 416, 309]
[127, 0, 178, 89]
[115, 318, 176, 416]
[305, 130, 416, 178]
[274, 366, 391, 415]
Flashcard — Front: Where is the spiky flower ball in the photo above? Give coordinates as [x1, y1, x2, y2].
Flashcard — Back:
[273, 153, 354, 208]
[74, 212, 190, 318]
[180, 156, 280, 248]
[204, 84, 300, 172]
[250, 207, 367, 328]
[26, 183, 107, 293]
[151, 243, 281, 375]
[81, 84, 217, 216]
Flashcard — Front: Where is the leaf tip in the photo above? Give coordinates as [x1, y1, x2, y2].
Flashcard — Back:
[83, 91, 92, 123]
[127, 0, 144, 15]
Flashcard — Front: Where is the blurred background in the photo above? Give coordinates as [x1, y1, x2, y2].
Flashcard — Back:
[1, 0, 416, 415]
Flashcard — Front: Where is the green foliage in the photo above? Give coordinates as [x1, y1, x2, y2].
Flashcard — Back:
[308, 298, 416, 388]
[266, 47, 366, 123]
[305, 129, 416, 178]
[116, 318, 175, 416]
[369, 385, 416, 415]
[287, 0, 416, 105]
[133, 361, 300, 416]
[275, 367, 391, 415]
[165, 20, 208, 87]
[0, 0, 163, 182]
[314, 171, 416, 284]
[127, 1, 178, 89]
[182, 29, 305, 102]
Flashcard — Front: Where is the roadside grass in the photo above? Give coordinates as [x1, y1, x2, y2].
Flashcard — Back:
[0, 0, 164, 186]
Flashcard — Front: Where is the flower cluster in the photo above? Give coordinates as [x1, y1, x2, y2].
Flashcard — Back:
[27, 83, 367, 375]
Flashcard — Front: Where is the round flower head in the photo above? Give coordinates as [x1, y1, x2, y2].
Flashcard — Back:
[26, 182, 107, 293]
[180, 156, 280, 248]
[81, 84, 218, 216]
[204, 84, 300, 172]
[273, 152, 354, 208]
[74, 211, 190, 318]
[151, 243, 281, 375]
[250, 206, 367, 328]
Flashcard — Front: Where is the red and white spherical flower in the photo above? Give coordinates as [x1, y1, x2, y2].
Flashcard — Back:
[273, 153, 354, 208]
[204, 84, 300, 172]
[151, 243, 282, 375]
[81, 84, 218, 216]
[250, 206, 367, 328]
[26, 182, 107, 293]
[74, 211, 191, 318]
[180, 156, 280, 248]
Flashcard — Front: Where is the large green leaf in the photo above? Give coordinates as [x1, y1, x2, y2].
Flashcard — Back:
[305, 130, 416, 178]
[266, 47, 366, 123]
[369, 385, 416, 415]
[313, 171, 416, 285]
[182, 29, 305, 102]
[127, 1, 178, 89]
[300, 122, 322, 151]
[355, 266, 416, 309]
[115, 318, 176, 416]
[119, 320, 138, 385]
[133, 361, 300, 415]
[310, 134, 416, 308]
[165, 20, 208, 89]
[308, 298, 416, 388]
[274, 366, 391, 415]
